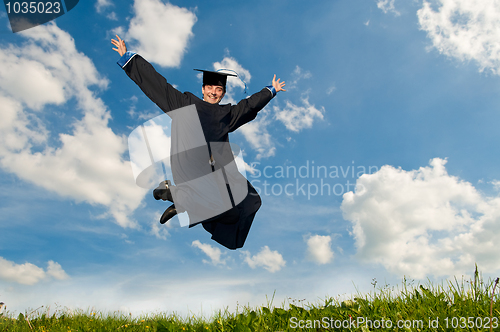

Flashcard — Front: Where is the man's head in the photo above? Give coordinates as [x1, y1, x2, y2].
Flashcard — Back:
[202, 84, 225, 104]
[194, 69, 237, 104]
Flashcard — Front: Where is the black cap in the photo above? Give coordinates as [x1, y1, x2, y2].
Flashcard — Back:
[194, 69, 237, 88]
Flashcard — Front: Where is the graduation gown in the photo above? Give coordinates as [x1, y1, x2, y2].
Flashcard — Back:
[119, 52, 274, 249]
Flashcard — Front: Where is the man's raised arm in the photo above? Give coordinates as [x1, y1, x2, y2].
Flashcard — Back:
[110, 35, 189, 113]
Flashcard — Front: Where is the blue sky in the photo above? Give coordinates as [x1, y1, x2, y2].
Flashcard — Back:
[2, 0, 500, 317]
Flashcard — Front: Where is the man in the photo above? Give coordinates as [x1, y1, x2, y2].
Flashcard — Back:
[112, 35, 285, 249]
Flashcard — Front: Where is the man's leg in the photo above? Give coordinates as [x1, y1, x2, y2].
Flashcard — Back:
[160, 204, 177, 224]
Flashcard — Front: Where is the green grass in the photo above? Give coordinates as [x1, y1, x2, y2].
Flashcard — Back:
[2, 268, 500, 331]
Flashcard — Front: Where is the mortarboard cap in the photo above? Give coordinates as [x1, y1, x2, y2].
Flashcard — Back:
[194, 69, 237, 88]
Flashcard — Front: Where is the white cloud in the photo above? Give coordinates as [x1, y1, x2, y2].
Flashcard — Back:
[95, 0, 113, 13]
[241, 246, 286, 273]
[0, 257, 68, 285]
[234, 153, 257, 177]
[417, 0, 500, 75]
[192, 240, 226, 266]
[492, 180, 500, 190]
[326, 85, 336, 95]
[0, 54, 66, 110]
[273, 66, 325, 133]
[124, 0, 197, 68]
[377, 0, 400, 16]
[46, 261, 70, 280]
[293, 66, 312, 79]
[341, 158, 500, 278]
[0, 23, 146, 228]
[287, 66, 312, 90]
[306, 235, 334, 265]
[0, 93, 46, 152]
[107, 12, 118, 21]
[239, 108, 276, 159]
[150, 218, 170, 240]
[274, 97, 325, 132]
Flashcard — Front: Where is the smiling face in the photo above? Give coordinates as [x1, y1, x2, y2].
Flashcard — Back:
[202, 84, 225, 104]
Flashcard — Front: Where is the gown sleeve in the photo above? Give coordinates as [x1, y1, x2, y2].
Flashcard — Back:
[119, 53, 190, 113]
[228, 88, 274, 132]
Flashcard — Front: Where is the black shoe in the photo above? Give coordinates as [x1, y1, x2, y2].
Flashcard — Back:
[153, 180, 173, 202]
[160, 204, 177, 224]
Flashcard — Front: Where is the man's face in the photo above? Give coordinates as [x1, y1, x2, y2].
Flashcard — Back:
[202, 85, 225, 104]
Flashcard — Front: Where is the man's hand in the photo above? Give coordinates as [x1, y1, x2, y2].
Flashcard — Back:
[111, 35, 127, 57]
[272, 75, 286, 93]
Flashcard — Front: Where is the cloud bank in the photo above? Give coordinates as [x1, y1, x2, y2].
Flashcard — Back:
[0, 257, 68, 285]
[418, 0, 500, 75]
[342, 158, 500, 278]
[123, 0, 197, 68]
[0, 23, 145, 228]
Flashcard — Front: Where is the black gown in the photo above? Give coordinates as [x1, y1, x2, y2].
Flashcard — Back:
[120, 53, 274, 249]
